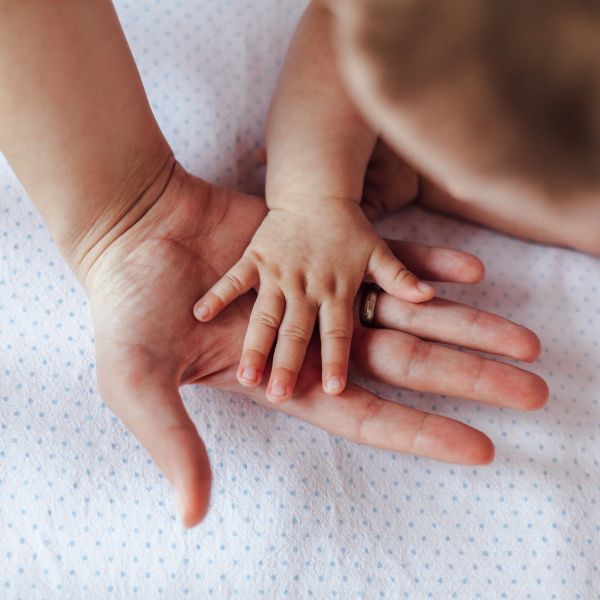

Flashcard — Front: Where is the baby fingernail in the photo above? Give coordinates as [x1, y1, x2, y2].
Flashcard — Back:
[418, 282, 435, 295]
[269, 381, 287, 399]
[195, 304, 210, 320]
[240, 366, 258, 383]
[325, 376, 343, 394]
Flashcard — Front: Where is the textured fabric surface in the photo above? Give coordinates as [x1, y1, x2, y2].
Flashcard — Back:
[1, 1, 599, 598]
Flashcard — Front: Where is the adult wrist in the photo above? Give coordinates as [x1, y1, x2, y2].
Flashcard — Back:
[61, 142, 177, 288]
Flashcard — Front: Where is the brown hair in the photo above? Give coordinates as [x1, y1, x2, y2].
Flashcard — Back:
[354, 0, 600, 192]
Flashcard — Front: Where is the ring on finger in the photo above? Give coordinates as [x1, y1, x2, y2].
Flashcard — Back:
[359, 283, 382, 328]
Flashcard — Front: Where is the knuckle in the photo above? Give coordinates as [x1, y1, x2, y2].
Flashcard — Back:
[400, 302, 419, 329]
[242, 348, 268, 364]
[465, 307, 483, 333]
[356, 397, 387, 443]
[407, 412, 430, 456]
[392, 265, 413, 284]
[223, 271, 245, 292]
[404, 338, 434, 381]
[322, 327, 351, 342]
[252, 310, 281, 331]
[329, 282, 353, 300]
[279, 323, 311, 344]
[468, 357, 487, 397]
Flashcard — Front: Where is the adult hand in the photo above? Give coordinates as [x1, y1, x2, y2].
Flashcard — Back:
[84, 163, 547, 528]
[0, 0, 546, 530]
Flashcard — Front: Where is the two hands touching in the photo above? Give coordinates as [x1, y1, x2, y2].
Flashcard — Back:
[88, 158, 547, 528]
[194, 190, 434, 403]
[0, 0, 548, 530]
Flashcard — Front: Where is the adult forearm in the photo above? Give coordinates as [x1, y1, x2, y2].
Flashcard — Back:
[0, 0, 173, 280]
[265, 1, 377, 206]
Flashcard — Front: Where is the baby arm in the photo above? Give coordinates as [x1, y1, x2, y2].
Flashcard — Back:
[194, 2, 435, 402]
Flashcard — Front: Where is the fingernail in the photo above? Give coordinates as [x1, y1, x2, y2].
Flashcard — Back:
[174, 487, 187, 526]
[195, 304, 210, 320]
[325, 376, 343, 394]
[240, 366, 258, 384]
[269, 381, 287, 399]
[418, 282, 435, 295]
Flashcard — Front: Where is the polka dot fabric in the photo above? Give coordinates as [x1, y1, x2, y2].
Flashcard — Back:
[1, 1, 599, 598]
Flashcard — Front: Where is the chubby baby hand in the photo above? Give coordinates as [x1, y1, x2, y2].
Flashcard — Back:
[193, 199, 435, 402]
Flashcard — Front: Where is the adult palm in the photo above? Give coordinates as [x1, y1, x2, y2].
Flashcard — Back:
[85, 164, 547, 527]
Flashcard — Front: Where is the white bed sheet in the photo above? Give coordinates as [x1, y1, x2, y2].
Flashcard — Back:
[1, 1, 600, 598]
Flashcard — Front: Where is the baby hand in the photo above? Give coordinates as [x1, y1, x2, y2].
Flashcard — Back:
[193, 199, 435, 402]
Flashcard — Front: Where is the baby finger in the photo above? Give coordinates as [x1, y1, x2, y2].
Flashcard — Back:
[194, 257, 257, 321]
[318, 297, 353, 395]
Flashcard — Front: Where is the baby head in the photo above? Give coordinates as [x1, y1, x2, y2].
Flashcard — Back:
[326, 0, 600, 205]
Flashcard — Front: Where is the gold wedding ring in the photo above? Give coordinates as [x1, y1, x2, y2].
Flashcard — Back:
[359, 283, 381, 327]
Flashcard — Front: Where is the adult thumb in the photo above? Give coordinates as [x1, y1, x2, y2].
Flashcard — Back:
[99, 370, 212, 528]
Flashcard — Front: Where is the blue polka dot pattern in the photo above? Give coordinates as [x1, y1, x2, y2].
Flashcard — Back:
[1, 1, 600, 598]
